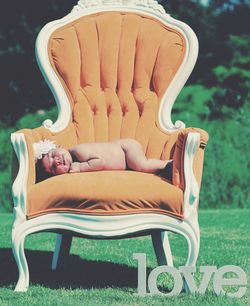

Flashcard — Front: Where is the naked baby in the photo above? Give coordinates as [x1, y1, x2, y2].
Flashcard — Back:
[34, 139, 172, 177]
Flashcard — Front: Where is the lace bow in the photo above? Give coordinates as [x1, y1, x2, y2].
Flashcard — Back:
[33, 139, 56, 161]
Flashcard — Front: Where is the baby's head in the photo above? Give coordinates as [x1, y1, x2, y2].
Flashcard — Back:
[41, 147, 73, 175]
[34, 140, 72, 177]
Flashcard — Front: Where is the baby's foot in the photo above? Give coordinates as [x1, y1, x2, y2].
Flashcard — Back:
[158, 160, 173, 182]
[165, 160, 173, 182]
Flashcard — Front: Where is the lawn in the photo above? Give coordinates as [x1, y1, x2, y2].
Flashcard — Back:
[0, 209, 249, 305]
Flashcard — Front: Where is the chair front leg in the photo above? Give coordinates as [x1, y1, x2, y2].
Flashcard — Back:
[151, 231, 173, 266]
[12, 229, 29, 292]
[52, 233, 73, 270]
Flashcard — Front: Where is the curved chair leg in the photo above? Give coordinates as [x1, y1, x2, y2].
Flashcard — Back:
[151, 231, 173, 266]
[52, 233, 73, 270]
[12, 233, 29, 292]
[182, 225, 200, 293]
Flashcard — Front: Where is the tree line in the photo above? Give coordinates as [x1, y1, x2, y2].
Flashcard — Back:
[0, 0, 249, 124]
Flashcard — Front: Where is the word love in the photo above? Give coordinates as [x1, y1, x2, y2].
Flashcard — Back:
[133, 253, 247, 298]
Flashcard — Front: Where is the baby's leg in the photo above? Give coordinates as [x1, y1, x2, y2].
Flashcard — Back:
[120, 139, 168, 173]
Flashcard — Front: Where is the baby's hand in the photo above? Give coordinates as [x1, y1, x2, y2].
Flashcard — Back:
[69, 162, 81, 173]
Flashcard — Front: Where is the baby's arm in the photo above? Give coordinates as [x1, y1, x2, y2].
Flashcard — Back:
[69, 157, 105, 173]
[69, 145, 105, 173]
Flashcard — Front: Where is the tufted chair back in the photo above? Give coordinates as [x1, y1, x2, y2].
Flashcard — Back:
[47, 12, 186, 159]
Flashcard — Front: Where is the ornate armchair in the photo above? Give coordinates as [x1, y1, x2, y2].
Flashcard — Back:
[11, 0, 208, 292]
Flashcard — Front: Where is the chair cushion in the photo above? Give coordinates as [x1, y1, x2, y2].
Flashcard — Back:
[27, 171, 184, 220]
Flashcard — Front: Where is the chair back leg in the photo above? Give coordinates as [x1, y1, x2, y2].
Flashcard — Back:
[52, 233, 73, 270]
[151, 231, 173, 266]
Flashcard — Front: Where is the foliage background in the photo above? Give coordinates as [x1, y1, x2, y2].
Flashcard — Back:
[0, 0, 249, 212]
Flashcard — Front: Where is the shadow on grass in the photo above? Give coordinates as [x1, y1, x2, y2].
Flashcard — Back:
[0, 248, 138, 289]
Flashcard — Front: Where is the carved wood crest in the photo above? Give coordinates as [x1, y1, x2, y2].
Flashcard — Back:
[72, 0, 166, 14]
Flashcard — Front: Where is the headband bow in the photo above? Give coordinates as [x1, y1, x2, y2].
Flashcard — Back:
[33, 139, 56, 161]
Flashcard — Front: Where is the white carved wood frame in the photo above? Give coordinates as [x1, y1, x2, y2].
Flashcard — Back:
[35, 0, 199, 133]
[11, 0, 201, 292]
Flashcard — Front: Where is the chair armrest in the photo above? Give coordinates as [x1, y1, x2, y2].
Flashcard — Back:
[183, 132, 200, 207]
[11, 124, 58, 218]
[171, 127, 209, 211]
[170, 128, 208, 218]
[11, 132, 33, 220]
[172, 127, 208, 190]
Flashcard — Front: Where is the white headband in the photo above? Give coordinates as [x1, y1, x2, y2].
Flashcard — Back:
[33, 139, 56, 161]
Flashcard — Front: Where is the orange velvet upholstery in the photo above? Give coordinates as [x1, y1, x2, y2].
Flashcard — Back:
[27, 171, 183, 220]
[48, 12, 186, 151]
[14, 12, 209, 220]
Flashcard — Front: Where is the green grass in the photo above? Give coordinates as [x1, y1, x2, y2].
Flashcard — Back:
[0, 209, 249, 305]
